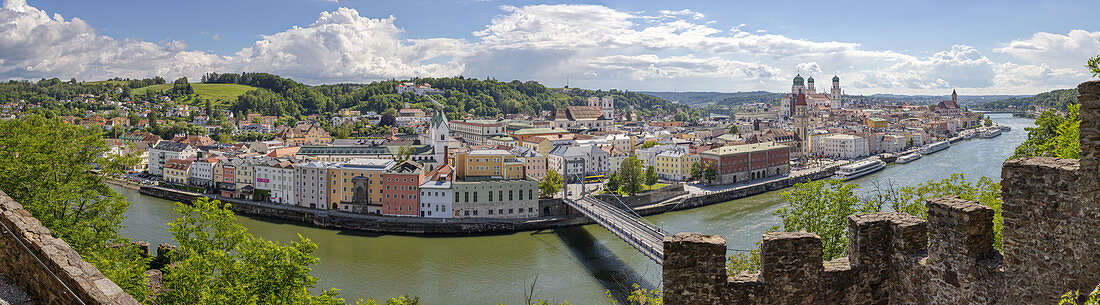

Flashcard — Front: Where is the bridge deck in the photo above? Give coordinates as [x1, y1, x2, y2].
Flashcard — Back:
[567, 197, 665, 264]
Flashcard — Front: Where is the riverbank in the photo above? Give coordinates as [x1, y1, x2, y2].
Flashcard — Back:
[136, 162, 840, 235]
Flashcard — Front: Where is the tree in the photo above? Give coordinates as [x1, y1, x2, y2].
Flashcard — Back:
[690, 162, 702, 181]
[606, 171, 621, 194]
[728, 124, 739, 135]
[983, 117, 994, 127]
[0, 115, 150, 300]
[539, 169, 563, 198]
[1088, 43, 1100, 77]
[644, 165, 658, 186]
[619, 156, 645, 195]
[395, 146, 414, 162]
[379, 113, 397, 127]
[703, 165, 716, 184]
[776, 179, 881, 260]
[884, 173, 1004, 250]
[1012, 103, 1080, 159]
[640, 141, 658, 149]
[158, 197, 344, 305]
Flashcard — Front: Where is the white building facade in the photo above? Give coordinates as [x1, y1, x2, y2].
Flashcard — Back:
[822, 134, 870, 159]
[294, 161, 332, 210]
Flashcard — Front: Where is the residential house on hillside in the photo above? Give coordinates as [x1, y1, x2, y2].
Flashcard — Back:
[277, 123, 332, 146]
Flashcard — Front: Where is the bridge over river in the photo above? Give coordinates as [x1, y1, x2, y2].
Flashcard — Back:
[566, 196, 667, 264]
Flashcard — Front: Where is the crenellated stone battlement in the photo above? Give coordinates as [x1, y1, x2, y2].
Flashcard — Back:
[663, 80, 1100, 305]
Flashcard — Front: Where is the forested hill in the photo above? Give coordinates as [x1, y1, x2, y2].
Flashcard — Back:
[202, 73, 691, 120]
[977, 89, 1077, 111]
[639, 91, 772, 106]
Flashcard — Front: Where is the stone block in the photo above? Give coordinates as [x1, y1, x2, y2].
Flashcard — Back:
[927, 196, 994, 259]
[662, 233, 727, 305]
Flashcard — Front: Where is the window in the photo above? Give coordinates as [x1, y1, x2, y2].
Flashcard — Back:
[509, 190, 514, 201]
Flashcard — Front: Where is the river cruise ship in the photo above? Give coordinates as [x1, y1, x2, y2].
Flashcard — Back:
[896, 153, 922, 164]
[832, 159, 887, 181]
[979, 129, 1002, 138]
[920, 141, 951, 155]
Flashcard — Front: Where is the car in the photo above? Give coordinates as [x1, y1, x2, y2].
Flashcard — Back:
[568, 191, 574, 196]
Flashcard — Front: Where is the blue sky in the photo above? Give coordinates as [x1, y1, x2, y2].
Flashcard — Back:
[4, 0, 1099, 94]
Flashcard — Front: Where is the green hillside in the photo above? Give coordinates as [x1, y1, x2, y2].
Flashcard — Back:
[133, 83, 257, 106]
[978, 89, 1077, 111]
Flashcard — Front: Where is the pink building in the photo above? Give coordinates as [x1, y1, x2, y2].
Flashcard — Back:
[381, 161, 424, 217]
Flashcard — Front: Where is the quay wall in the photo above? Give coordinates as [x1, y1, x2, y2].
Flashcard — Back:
[136, 164, 838, 235]
[0, 191, 140, 305]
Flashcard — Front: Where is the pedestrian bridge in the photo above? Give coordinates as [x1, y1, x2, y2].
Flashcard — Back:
[566, 197, 666, 264]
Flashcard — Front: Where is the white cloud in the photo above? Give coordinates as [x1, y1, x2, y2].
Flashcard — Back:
[993, 29, 1100, 69]
[225, 8, 466, 83]
[0, 0, 1092, 94]
[0, 0, 221, 80]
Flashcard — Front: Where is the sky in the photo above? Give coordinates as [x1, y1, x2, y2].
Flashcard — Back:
[2, 0, 1099, 95]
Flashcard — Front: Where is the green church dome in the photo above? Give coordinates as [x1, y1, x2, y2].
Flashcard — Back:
[832, 75, 840, 82]
[807, 77, 814, 83]
[793, 74, 804, 85]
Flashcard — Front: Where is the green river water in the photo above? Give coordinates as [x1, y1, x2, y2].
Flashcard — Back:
[112, 113, 1033, 304]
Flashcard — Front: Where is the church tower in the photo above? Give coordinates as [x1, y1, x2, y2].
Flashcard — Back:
[791, 74, 806, 95]
[807, 76, 816, 93]
[952, 89, 957, 102]
[831, 75, 842, 100]
[794, 92, 809, 159]
[429, 109, 449, 170]
[600, 96, 614, 120]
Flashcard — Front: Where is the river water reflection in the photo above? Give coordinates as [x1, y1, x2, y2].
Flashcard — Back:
[114, 113, 1032, 304]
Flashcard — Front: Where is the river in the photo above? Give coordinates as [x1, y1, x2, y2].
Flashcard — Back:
[112, 113, 1033, 305]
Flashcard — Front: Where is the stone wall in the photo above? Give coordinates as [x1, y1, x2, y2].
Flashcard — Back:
[662, 80, 1100, 305]
[593, 184, 687, 208]
[0, 191, 140, 305]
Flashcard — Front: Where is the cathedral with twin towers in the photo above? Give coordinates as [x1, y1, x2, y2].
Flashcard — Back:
[779, 74, 843, 118]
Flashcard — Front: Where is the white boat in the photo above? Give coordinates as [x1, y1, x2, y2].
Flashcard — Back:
[979, 129, 1002, 138]
[832, 159, 887, 181]
[920, 141, 951, 155]
[896, 153, 922, 164]
[998, 125, 1011, 132]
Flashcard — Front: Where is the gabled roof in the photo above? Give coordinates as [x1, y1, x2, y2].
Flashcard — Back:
[153, 141, 192, 152]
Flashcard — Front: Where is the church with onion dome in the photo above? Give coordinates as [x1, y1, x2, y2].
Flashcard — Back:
[779, 74, 844, 118]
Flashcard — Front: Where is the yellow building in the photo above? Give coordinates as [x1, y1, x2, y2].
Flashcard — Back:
[453, 150, 526, 180]
[654, 149, 697, 181]
[865, 117, 888, 129]
[278, 123, 333, 146]
[327, 159, 396, 212]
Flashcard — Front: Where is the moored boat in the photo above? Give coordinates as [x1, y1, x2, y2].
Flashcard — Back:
[896, 153, 922, 164]
[831, 159, 887, 181]
[919, 141, 950, 155]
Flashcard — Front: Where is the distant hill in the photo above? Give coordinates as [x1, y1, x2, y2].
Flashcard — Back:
[863, 94, 1030, 107]
[639, 91, 773, 106]
[132, 83, 257, 106]
[976, 89, 1077, 111]
[198, 72, 691, 119]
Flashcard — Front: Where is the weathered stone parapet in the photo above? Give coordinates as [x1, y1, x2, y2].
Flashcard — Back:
[927, 196, 996, 259]
[1078, 80, 1100, 194]
[0, 191, 141, 305]
[662, 233, 727, 305]
[922, 196, 1003, 305]
[760, 232, 822, 305]
[1001, 156, 1099, 305]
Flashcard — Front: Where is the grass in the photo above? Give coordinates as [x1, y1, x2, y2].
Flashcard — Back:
[132, 83, 257, 107]
[602, 183, 670, 195]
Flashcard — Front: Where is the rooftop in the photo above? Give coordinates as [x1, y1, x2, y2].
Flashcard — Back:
[702, 142, 788, 156]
